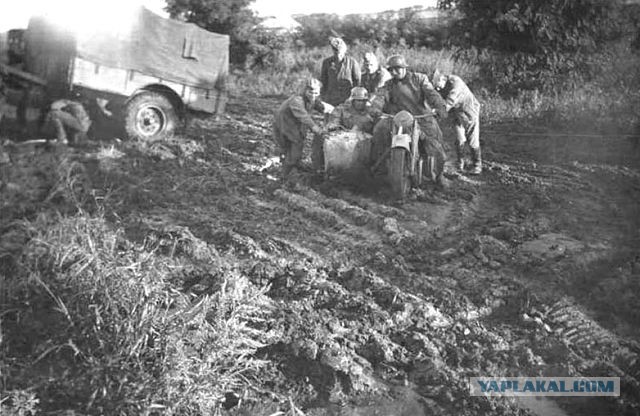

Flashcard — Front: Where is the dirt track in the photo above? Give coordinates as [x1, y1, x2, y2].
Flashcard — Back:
[2, 96, 640, 415]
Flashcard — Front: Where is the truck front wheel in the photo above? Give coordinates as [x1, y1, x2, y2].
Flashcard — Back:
[124, 91, 178, 141]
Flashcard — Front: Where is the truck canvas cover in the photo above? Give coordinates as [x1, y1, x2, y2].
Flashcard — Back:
[25, 7, 228, 107]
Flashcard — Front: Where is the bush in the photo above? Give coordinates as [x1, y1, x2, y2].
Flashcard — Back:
[294, 7, 455, 49]
[228, 43, 479, 97]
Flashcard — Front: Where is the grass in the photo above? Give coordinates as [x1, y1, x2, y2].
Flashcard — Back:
[0, 209, 278, 415]
[2, 34, 639, 416]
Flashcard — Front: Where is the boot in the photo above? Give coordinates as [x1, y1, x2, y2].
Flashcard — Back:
[456, 143, 465, 172]
[470, 147, 482, 175]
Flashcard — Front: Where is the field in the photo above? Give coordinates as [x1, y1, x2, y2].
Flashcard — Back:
[2, 46, 640, 415]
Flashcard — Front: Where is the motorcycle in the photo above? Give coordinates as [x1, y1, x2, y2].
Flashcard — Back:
[370, 113, 440, 200]
[321, 112, 443, 199]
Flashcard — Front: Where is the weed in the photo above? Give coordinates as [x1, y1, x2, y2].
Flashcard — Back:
[1, 211, 278, 415]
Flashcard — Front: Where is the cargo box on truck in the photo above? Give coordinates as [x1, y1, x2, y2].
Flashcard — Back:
[24, 6, 229, 141]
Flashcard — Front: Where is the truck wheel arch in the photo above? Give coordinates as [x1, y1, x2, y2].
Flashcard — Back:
[130, 84, 185, 118]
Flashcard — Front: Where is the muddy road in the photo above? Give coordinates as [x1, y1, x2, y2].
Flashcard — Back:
[2, 95, 640, 415]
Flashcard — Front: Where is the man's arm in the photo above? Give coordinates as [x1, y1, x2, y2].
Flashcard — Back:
[96, 98, 113, 117]
[289, 96, 321, 134]
[370, 82, 390, 115]
[368, 68, 392, 105]
[377, 68, 392, 91]
[326, 105, 344, 131]
[442, 76, 468, 112]
[320, 59, 329, 97]
[50, 99, 73, 111]
[312, 99, 333, 115]
[418, 73, 446, 118]
[351, 58, 361, 87]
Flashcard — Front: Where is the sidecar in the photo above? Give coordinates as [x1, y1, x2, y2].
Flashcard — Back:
[322, 130, 372, 176]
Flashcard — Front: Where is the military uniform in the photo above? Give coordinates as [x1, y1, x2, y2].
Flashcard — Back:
[320, 55, 361, 106]
[327, 102, 375, 134]
[436, 74, 481, 173]
[371, 71, 448, 183]
[273, 94, 326, 175]
[439, 75, 480, 149]
[361, 67, 391, 98]
[47, 99, 92, 144]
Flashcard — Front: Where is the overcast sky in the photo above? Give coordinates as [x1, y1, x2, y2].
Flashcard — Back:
[0, 0, 437, 32]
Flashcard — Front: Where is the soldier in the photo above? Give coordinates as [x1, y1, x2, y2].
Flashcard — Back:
[273, 78, 331, 178]
[371, 55, 448, 187]
[320, 37, 361, 106]
[44, 92, 92, 145]
[432, 70, 482, 175]
[360, 52, 391, 103]
[326, 87, 376, 134]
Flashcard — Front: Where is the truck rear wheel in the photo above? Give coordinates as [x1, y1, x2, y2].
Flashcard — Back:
[124, 91, 178, 141]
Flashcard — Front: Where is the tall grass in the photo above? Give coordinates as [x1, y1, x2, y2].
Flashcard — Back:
[229, 44, 478, 97]
[1, 211, 277, 415]
[228, 42, 640, 131]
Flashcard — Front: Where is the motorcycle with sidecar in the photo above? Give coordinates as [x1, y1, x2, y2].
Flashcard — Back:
[322, 111, 444, 199]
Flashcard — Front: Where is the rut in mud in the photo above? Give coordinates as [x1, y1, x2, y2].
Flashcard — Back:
[1, 95, 639, 416]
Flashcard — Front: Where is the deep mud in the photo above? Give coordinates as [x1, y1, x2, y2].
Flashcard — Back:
[1, 96, 639, 416]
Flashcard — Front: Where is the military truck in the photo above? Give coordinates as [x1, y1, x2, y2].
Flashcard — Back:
[16, 7, 229, 141]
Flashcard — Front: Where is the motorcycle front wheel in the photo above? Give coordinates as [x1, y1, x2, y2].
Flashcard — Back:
[388, 147, 411, 200]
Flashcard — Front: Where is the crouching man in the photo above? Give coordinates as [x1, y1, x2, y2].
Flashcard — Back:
[432, 70, 482, 175]
[45, 93, 92, 145]
[273, 78, 332, 178]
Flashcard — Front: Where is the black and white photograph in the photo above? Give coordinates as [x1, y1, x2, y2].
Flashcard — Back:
[1, 0, 639, 415]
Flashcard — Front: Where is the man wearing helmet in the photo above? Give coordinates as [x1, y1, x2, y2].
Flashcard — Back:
[273, 78, 332, 178]
[326, 87, 376, 134]
[371, 55, 448, 187]
[372, 55, 446, 119]
[320, 37, 361, 106]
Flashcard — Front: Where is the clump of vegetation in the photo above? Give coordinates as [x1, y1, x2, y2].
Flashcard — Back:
[1, 210, 277, 415]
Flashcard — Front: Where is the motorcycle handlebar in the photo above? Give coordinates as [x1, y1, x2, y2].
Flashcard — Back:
[378, 111, 437, 120]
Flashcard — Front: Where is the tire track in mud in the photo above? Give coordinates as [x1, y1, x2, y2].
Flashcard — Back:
[433, 152, 640, 415]
[109, 100, 640, 415]
[203, 109, 624, 414]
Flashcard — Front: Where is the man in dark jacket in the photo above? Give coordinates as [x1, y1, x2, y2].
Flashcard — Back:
[371, 55, 448, 186]
[320, 37, 361, 106]
[273, 78, 332, 177]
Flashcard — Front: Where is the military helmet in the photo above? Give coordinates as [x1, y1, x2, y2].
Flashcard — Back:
[386, 55, 408, 69]
[349, 87, 369, 101]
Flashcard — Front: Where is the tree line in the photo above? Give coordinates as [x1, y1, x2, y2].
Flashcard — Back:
[166, 0, 639, 93]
